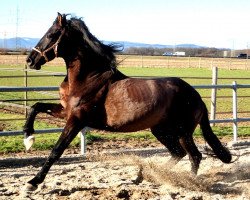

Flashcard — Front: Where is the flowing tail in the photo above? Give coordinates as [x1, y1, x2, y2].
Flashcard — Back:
[200, 104, 232, 163]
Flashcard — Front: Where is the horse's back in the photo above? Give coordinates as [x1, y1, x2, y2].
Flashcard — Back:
[104, 77, 203, 131]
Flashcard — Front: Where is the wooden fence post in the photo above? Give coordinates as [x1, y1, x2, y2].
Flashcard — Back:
[141, 54, 143, 68]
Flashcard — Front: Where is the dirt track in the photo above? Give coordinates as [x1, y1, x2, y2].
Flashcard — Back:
[0, 141, 249, 200]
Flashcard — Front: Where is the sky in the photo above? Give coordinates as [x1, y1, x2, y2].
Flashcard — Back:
[0, 0, 250, 49]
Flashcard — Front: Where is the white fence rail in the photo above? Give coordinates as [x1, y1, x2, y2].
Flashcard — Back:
[0, 82, 250, 154]
[193, 82, 250, 142]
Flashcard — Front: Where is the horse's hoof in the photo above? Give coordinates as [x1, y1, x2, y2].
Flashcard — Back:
[24, 136, 35, 151]
[24, 183, 37, 191]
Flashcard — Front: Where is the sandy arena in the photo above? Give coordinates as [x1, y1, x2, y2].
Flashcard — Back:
[0, 140, 249, 200]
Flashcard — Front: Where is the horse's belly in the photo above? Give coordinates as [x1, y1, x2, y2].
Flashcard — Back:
[106, 107, 165, 132]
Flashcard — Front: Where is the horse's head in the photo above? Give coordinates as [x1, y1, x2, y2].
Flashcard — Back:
[27, 12, 119, 70]
[26, 13, 74, 70]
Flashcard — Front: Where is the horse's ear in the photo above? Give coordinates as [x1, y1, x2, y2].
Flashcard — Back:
[57, 12, 66, 27]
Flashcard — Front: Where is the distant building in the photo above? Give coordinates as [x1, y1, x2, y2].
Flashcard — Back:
[173, 51, 185, 56]
[163, 51, 185, 56]
[223, 51, 229, 57]
[223, 50, 249, 58]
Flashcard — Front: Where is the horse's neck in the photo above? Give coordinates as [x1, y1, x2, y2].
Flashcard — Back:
[65, 57, 111, 92]
[66, 58, 82, 85]
[65, 54, 127, 86]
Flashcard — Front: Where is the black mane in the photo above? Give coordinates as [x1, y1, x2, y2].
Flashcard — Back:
[68, 17, 121, 68]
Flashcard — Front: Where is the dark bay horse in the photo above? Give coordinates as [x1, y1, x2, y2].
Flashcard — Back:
[23, 13, 231, 191]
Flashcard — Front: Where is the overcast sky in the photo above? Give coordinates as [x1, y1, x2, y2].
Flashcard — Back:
[0, 0, 250, 49]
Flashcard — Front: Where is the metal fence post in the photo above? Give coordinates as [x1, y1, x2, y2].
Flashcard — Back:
[80, 127, 87, 155]
[24, 65, 28, 118]
[210, 66, 218, 126]
[232, 81, 238, 142]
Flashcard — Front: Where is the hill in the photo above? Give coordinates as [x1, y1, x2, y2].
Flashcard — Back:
[0, 37, 39, 49]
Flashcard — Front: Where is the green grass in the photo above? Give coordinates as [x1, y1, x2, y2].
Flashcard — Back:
[0, 127, 249, 154]
[0, 65, 65, 105]
[0, 133, 78, 153]
[0, 112, 59, 131]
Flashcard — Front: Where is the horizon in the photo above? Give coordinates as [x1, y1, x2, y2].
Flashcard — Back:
[0, 37, 234, 50]
[0, 0, 250, 50]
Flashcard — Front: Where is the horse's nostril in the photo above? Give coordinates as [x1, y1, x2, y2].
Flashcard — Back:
[26, 57, 33, 66]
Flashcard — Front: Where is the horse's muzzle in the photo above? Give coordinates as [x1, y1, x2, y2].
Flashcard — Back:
[26, 57, 41, 70]
[26, 57, 33, 67]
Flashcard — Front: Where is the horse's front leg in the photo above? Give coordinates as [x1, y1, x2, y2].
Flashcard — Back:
[23, 102, 66, 150]
[25, 115, 84, 191]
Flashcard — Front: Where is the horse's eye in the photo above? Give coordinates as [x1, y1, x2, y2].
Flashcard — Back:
[47, 31, 60, 39]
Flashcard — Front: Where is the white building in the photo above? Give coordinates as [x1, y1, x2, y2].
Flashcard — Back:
[173, 51, 185, 56]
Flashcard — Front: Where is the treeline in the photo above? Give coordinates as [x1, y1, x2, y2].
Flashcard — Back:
[0, 48, 28, 55]
[123, 47, 230, 57]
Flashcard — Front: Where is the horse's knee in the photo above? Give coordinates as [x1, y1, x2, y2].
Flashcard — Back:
[169, 147, 187, 159]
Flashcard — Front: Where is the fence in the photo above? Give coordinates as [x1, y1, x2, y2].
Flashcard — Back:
[1, 82, 250, 154]
[193, 82, 250, 141]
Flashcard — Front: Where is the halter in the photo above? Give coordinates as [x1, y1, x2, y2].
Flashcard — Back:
[32, 29, 65, 62]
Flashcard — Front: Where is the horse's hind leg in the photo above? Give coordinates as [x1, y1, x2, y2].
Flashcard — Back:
[179, 136, 202, 175]
[151, 127, 187, 168]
